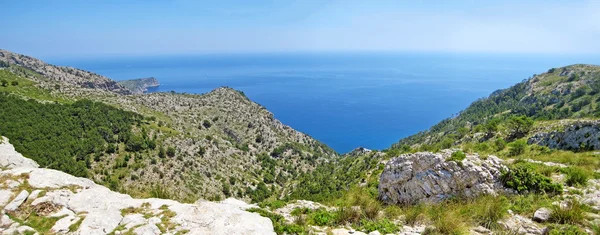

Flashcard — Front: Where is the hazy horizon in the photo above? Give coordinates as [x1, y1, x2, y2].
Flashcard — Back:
[3, 0, 600, 57]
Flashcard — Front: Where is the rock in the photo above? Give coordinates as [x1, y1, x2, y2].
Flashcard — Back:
[498, 212, 547, 235]
[471, 225, 492, 234]
[368, 231, 381, 235]
[330, 228, 367, 235]
[379, 151, 506, 204]
[17, 225, 36, 234]
[0, 136, 276, 235]
[275, 200, 331, 223]
[0, 190, 14, 208]
[120, 213, 146, 229]
[51, 215, 80, 234]
[0, 136, 39, 169]
[27, 189, 43, 201]
[133, 223, 161, 235]
[1, 213, 14, 227]
[532, 207, 552, 222]
[4, 190, 29, 211]
[528, 120, 600, 150]
[220, 197, 256, 210]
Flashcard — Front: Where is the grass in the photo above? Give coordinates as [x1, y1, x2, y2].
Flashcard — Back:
[549, 199, 588, 225]
[69, 217, 84, 232]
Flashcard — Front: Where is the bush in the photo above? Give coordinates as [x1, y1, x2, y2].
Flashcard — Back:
[447, 150, 466, 162]
[500, 163, 562, 194]
[494, 138, 506, 151]
[357, 219, 399, 234]
[166, 147, 176, 157]
[562, 167, 589, 187]
[508, 139, 528, 156]
[310, 209, 336, 226]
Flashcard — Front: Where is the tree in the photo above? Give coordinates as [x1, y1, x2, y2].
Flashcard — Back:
[506, 116, 534, 139]
[10, 81, 18, 86]
[0, 79, 7, 87]
[158, 146, 166, 158]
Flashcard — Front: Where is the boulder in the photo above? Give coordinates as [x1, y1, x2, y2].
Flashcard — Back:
[532, 207, 552, 222]
[379, 151, 506, 204]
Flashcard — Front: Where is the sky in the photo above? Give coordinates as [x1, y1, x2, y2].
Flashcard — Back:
[2, 0, 600, 57]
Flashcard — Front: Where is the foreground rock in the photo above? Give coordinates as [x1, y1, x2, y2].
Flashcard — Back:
[379, 150, 506, 204]
[0, 137, 275, 235]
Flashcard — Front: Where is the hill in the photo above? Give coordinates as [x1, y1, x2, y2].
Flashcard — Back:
[0, 49, 337, 203]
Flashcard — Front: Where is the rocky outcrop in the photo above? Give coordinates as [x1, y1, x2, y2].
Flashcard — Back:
[528, 120, 600, 151]
[0, 137, 275, 235]
[378, 150, 506, 204]
[118, 77, 160, 94]
[498, 210, 548, 235]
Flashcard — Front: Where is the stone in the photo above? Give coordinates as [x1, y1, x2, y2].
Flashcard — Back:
[4, 190, 29, 211]
[120, 213, 147, 229]
[498, 212, 547, 235]
[27, 189, 43, 201]
[51, 215, 80, 234]
[1, 213, 14, 227]
[532, 207, 552, 222]
[17, 225, 36, 233]
[379, 151, 506, 204]
[0, 189, 14, 208]
[76, 210, 123, 235]
[528, 120, 600, 150]
[133, 223, 161, 235]
[368, 231, 381, 235]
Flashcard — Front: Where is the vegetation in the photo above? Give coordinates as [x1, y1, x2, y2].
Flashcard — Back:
[500, 162, 562, 194]
[0, 92, 145, 176]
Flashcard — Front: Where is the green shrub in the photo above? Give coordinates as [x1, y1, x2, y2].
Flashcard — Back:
[357, 219, 399, 234]
[247, 208, 306, 235]
[562, 167, 589, 187]
[335, 206, 361, 225]
[508, 139, 528, 156]
[500, 163, 562, 194]
[310, 209, 336, 226]
[448, 150, 466, 162]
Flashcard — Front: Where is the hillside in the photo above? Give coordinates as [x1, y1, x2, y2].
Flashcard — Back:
[394, 64, 600, 151]
[0, 49, 337, 203]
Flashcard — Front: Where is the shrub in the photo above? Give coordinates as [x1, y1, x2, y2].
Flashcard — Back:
[500, 163, 562, 194]
[562, 167, 589, 187]
[357, 219, 399, 234]
[202, 120, 211, 128]
[166, 146, 176, 157]
[494, 138, 506, 151]
[149, 184, 171, 199]
[335, 206, 362, 225]
[310, 209, 336, 226]
[428, 204, 467, 235]
[447, 150, 466, 162]
[508, 139, 528, 156]
[403, 204, 425, 226]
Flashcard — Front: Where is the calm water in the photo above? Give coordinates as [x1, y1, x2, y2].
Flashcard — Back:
[49, 52, 600, 153]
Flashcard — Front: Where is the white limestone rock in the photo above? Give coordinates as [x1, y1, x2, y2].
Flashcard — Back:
[379, 151, 506, 204]
[4, 190, 29, 211]
[498, 211, 547, 235]
[0, 189, 14, 208]
[51, 215, 80, 234]
[120, 213, 147, 230]
[0, 136, 39, 169]
[133, 223, 161, 235]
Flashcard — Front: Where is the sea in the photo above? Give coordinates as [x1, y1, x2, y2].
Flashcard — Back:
[48, 52, 600, 153]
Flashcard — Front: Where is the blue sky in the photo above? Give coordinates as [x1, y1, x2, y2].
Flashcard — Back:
[3, 0, 600, 57]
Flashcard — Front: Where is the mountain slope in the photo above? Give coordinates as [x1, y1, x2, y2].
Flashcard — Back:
[393, 64, 600, 150]
[0, 49, 337, 203]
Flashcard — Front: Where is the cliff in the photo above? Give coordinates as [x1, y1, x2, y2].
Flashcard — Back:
[118, 77, 160, 94]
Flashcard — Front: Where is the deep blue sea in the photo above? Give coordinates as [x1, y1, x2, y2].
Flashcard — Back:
[49, 52, 600, 153]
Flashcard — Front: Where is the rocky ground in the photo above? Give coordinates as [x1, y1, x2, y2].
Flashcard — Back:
[0, 137, 275, 235]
